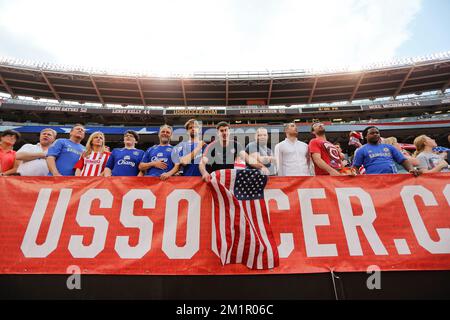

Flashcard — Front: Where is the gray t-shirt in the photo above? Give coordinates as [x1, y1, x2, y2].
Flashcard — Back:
[245, 141, 276, 175]
[416, 152, 449, 172]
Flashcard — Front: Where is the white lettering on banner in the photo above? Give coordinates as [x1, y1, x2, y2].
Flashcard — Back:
[336, 188, 388, 256]
[68, 189, 112, 258]
[265, 189, 294, 258]
[21, 189, 72, 258]
[18, 184, 449, 262]
[298, 189, 338, 257]
[115, 190, 155, 259]
[162, 190, 201, 259]
[400, 185, 450, 254]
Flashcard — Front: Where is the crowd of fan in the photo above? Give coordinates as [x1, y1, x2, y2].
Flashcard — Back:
[0, 119, 449, 179]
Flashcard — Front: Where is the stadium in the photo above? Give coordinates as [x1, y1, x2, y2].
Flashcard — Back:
[1, 0, 450, 303]
[0, 53, 449, 302]
[1, 54, 449, 150]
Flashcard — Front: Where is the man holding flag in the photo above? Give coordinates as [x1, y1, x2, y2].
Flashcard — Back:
[199, 122, 268, 182]
[199, 122, 279, 270]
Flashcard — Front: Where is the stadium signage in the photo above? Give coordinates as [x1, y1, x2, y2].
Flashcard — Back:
[0, 103, 164, 115]
[300, 106, 363, 113]
[111, 109, 152, 115]
[1, 174, 449, 275]
[45, 106, 88, 113]
[164, 109, 226, 116]
[239, 109, 286, 114]
[227, 108, 299, 115]
[367, 101, 421, 110]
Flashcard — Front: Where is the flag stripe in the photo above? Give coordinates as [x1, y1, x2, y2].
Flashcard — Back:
[211, 197, 218, 256]
[223, 170, 235, 264]
[240, 201, 251, 265]
[210, 171, 227, 264]
[231, 195, 245, 263]
[218, 170, 232, 264]
[259, 199, 279, 268]
[243, 200, 257, 269]
[250, 200, 266, 269]
[255, 199, 273, 269]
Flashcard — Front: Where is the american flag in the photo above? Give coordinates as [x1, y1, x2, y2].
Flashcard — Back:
[209, 169, 279, 270]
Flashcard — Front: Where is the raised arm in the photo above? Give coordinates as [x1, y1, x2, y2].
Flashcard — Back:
[179, 142, 205, 166]
[16, 151, 46, 161]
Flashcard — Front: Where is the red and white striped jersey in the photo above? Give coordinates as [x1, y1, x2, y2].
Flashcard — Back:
[74, 151, 111, 176]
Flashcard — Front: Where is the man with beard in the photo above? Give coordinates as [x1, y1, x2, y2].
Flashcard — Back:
[47, 124, 85, 176]
[173, 119, 206, 177]
[309, 122, 344, 176]
[16, 128, 57, 176]
[104, 130, 144, 177]
[352, 126, 420, 175]
[274, 123, 312, 176]
[139, 125, 179, 180]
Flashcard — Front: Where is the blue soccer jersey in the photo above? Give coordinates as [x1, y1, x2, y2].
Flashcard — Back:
[142, 145, 175, 177]
[353, 143, 406, 174]
[47, 139, 85, 176]
[105, 148, 144, 176]
[173, 141, 205, 176]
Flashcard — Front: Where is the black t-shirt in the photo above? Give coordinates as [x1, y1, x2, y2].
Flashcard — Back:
[204, 140, 244, 173]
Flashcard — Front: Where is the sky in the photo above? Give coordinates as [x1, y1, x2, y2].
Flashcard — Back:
[0, 0, 449, 74]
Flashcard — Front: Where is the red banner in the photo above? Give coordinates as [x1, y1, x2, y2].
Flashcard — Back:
[1, 174, 449, 275]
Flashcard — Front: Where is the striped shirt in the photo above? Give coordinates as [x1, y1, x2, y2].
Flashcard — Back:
[74, 151, 111, 176]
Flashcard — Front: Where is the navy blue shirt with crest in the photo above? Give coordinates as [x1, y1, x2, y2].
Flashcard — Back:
[142, 145, 175, 177]
[106, 148, 145, 176]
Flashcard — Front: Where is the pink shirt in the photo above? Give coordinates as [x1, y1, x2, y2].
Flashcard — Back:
[0, 148, 16, 173]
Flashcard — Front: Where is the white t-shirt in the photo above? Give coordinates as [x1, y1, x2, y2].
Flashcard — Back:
[274, 138, 313, 176]
[416, 152, 449, 172]
[17, 143, 49, 176]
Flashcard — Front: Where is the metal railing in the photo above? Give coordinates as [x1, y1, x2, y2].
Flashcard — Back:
[3, 91, 448, 110]
[1, 51, 450, 79]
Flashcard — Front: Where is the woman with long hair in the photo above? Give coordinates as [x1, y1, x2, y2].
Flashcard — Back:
[383, 136, 419, 173]
[74, 131, 111, 176]
[413, 135, 449, 173]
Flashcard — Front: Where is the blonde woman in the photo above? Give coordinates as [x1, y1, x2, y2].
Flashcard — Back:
[413, 135, 449, 173]
[74, 131, 111, 176]
[383, 137, 419, 173]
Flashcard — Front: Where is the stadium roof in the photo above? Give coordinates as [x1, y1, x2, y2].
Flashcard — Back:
[0, 55, 450, 107]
